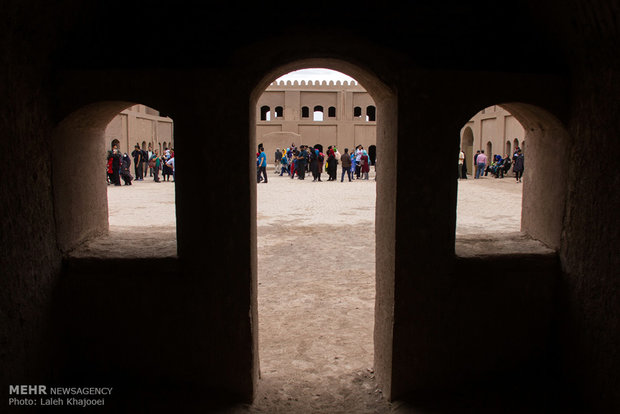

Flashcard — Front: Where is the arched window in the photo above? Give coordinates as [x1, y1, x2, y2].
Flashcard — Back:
[486, 141, 493, 158]
[513, 138, 520, 154]
[366, 105, 376, 122]
[301, 106, 309, 118]
[313, 105, 324, 121]
[505, 140, 512, 157]
[328, 106, 336, 118]
[260, 105, 270, 121]
[354, 106, 362, 117]
[275, 106, 283, 119]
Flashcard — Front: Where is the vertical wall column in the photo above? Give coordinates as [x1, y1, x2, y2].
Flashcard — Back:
[387, 79, 461, 399]
[174, 71, 257, 401]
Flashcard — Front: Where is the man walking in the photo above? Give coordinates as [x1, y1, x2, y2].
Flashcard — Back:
[257, 147, 268, 183]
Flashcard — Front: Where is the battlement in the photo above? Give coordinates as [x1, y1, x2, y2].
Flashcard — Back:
[267, 79, 366, 91]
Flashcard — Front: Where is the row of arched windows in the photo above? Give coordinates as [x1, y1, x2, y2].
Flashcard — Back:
[259, 105, 376, 121]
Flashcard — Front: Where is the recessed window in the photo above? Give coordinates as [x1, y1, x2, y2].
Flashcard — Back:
[328, 106, 336, 118]
[260, 105, 270, 121]
[313, 105, 324, 121]
[366, 105, 376, 121]
[301, 106, 309, 118]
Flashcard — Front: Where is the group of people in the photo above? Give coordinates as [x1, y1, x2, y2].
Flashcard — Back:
[106, 143, 175, 186]
[458, 147, 524, 182]
[258, 143, 373, 183]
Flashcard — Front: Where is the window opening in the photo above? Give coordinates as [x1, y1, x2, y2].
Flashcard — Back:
[261, 105, 271, 121]
[313, 105, 324, 121]
[366, 105, 376, 121]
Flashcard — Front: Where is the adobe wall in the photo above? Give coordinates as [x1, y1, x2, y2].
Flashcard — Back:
[257, 80, 376, 162]
[1, 1, 619, 412]
[460, 105, 526, 174]
[104, 104, 174, 154]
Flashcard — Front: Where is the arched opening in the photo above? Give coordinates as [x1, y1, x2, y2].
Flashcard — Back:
[260, 105, 271, 121]
[456, 103, 569, 250]
[313, 105, 324, 121]
[301, 106, 310, 118]
[52, 101, 177, 255]
[353, 106, 362, 118]
[368, 144, 377, 165]
[328, 106, 336, 118]
[366, 105, 376, 122]
[274, 106, 283, 118]
[251, 61, 397, 406]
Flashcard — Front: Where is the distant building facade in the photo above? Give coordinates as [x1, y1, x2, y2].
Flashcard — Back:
[256, 80, 377, 163]
[460, 105, 525, 174]
[105, 104, 174, 154]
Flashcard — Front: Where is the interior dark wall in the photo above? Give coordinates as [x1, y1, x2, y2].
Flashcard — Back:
[559, 65, 620, 412]
[0, 0, 619, 412]
[0, 0, 64, 395]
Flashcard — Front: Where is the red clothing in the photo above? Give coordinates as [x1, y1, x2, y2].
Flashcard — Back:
[107, 157, 114, 174]
[361, 155, 370, 173]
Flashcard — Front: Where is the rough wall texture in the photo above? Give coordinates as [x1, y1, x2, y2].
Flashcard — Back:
[0, 0, 619, 412]
[0, 0, 63, 393]
[560, 65, 620, 411]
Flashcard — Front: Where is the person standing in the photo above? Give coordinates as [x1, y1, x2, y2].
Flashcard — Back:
[473, 150, 480, 178]
[361, 150, 370, 180]
[458, 148, 465, 179]
[340, 148, 352, 182]
[310, 147, 319, 181]
[296, 146, 307, 180]
[150, 149, 161, 182]
[131, 144, 143, 181]
[475, 150, 487, 179]
[147, 145, 154, 177]
[166, 154, 175, 182]
[121, 153, 133, 185]
[513, 149, 524, 182]
[327, 148, 338, 181]
[108, 146, 122, 186]
[355, 145, 363, 178]
[257, 146, 268, 183]
[274, 148, 282, 173]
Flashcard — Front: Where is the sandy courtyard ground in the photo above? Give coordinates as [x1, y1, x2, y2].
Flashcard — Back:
[100, 169, 523, 412]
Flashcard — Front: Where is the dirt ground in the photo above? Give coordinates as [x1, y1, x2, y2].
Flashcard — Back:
[96, 168, 523, 412]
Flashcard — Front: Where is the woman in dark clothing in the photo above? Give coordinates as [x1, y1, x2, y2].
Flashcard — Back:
[120, 153, 133, 185]
[310, 148, 320, 181]
[513, 149, 524, 182]
[326, 149, 337, 181]
[107, 147, 122, 186]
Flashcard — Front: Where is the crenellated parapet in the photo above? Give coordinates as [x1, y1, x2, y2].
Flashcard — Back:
[267, 79, 366, 91]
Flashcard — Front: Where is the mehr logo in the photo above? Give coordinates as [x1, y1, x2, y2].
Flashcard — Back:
[9, 385, 47, 395]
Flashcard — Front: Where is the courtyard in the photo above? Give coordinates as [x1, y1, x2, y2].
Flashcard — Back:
[78, 168, 525, 412]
